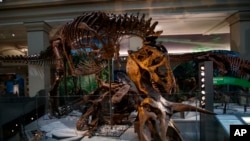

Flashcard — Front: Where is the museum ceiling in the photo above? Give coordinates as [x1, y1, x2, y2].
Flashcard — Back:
[0, 0, 250, 56]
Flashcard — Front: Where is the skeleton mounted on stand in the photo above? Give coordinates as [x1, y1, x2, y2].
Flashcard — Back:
[46, 11, 215, 141]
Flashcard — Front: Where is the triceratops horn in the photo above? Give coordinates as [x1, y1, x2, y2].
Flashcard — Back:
[171, 102, 215, 115]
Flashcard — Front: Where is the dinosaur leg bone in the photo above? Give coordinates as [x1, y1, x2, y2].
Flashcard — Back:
[49, 39, 65, 117]
[61, 41, 78, 76]
[138, 105, 157, 141]
[138, 98, 170, 141]
[52, 39, 64, 72]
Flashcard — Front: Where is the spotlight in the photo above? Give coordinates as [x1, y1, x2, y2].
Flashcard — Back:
[199, 63, 206, 108]
[201, 78, 205, 82]
[199, 61, 213, 110]
[200, 65, 205, 71]
[201, 84, 205, 88]
[201, 71, 205, 76]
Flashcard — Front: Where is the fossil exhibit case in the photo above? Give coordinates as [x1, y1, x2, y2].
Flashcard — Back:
[1, 1, 250, 141]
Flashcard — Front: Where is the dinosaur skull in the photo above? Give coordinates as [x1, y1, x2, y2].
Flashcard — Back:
[126, 44, 176, 96]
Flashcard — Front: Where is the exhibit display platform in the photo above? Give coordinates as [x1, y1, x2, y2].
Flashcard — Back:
[25, 111, 138, 141]
[24, 110, 203, 141]
[20, 101, 250, 141]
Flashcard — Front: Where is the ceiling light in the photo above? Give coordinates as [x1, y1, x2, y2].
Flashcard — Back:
[21, 48, 28, 52]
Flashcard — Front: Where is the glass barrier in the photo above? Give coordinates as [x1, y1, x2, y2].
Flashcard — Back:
[1, 91, 250, 141]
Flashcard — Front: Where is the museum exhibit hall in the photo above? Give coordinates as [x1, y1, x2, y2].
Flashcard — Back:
[1, 0, 250, 141]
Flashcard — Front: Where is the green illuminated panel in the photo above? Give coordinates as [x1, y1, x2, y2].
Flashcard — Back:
[213, 76, 250, 88]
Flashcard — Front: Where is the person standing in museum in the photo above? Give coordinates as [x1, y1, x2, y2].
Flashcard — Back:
[5, 74, 15, 95]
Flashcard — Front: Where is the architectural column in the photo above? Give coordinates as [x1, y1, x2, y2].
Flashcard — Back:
[24, 21, 51, 97]
[226, 11, 250, 60]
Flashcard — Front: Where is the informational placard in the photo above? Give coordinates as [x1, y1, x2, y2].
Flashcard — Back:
[213, 76, 250, 88]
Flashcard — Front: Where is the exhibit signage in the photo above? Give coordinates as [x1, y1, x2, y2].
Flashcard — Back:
[213, 76, 250, 88]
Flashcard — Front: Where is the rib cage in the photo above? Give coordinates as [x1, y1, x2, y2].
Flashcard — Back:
[55, 11, 161, 48]
[169, 50, 250, 80]
[74, 11, 160, 38]
[212, 54, 250, 79]
[47, 11, 164, 74]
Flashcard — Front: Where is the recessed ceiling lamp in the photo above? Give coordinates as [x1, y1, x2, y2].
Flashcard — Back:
[12, 33, 15, 37]
[21, 48, 28, 52]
